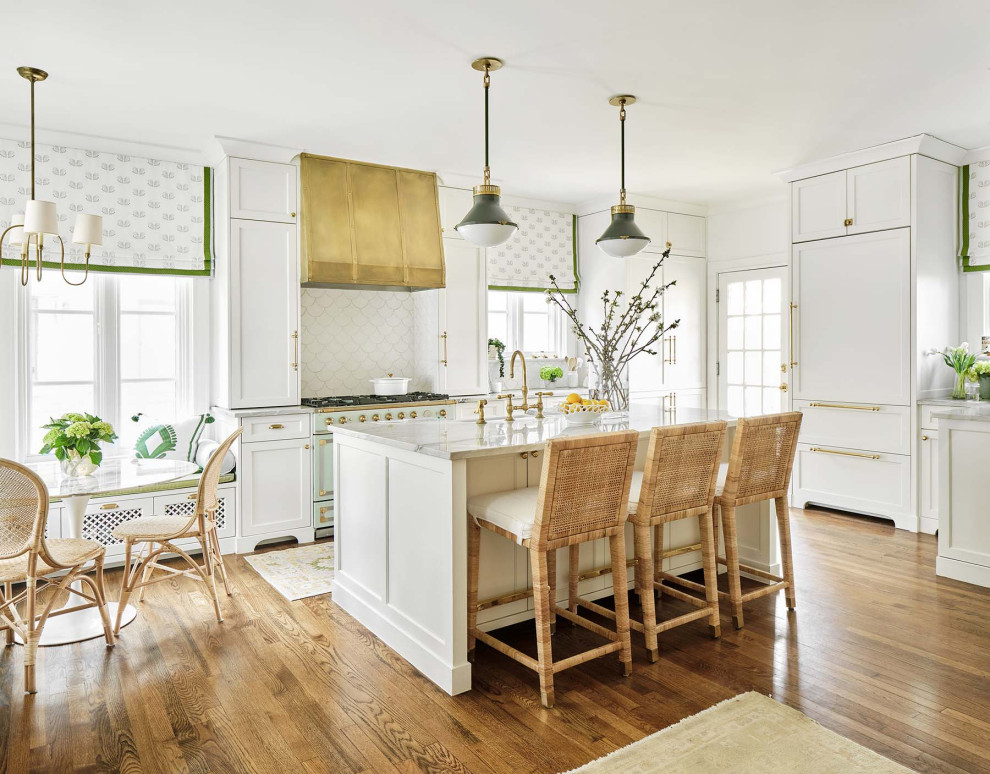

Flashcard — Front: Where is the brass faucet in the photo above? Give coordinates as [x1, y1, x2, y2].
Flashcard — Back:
[509, 350, 531, 411]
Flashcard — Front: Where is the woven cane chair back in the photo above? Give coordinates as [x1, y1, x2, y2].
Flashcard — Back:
[721, 412, 803, 505]
[0, 459, 47, 562]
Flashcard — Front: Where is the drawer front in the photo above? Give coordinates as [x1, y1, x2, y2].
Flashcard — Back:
[241, 413, 310, 442]
[153, 486, 236, 540]
[314, 502, 334, 530]
[795, 400, 911, 455]
[793, 443, 911, 518]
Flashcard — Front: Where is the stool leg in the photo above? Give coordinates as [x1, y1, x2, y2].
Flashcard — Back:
[567, 545, 579, 614]
[24, 578, 37, 694]
[530, 547, 555, 708]
[547, 547, 557, 635]
[652, 524, 663, 598]
[775, 496, 797, 610]
[467, 517, 481, 662]
[698, 509, 721, 639]
[634, 522, 659, 662]
[721, 504, 745, 629]
[2, 583, 12, 646]
[609, 531, 633, 677]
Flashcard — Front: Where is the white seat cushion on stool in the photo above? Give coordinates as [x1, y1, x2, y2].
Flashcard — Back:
[467, 486, 540, 544]
[628, 464, 729, 514]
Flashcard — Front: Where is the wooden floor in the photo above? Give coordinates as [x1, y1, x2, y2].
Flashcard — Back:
[2, 508, 990, 774]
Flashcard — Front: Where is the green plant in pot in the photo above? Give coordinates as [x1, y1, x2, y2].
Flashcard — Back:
[971, 360, 990, 401]
[40, 412, 118, 477]
[942, 344, 977, 400]
[540, 365, 563, 386]
[488, 338, 506, 378]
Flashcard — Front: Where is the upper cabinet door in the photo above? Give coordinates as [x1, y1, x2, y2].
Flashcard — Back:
[792, 171, 847, 243]
[662, 255, 706, 391]
[439, 187, 473, 238]
[626, 254, 665, 393]
[438, 240, 488, 396]
[846, 157, 911, 235]
[636, 208, 668, 254]
[229, 158, 298, 223]
[667, 213, 706, 257]
[300, 155, 353, 284]
[228, 220, 300, 408]
[397, 170, 444, 288]
[347, 163, 405, 286]
[792, 230, 911, 406]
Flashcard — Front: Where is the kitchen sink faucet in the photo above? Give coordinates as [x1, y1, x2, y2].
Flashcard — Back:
[496, 350, 532, 421]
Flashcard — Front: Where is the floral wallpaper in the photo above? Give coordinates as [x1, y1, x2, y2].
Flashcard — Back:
[488, 207, 576, 291]
[0, 137, 211, 275]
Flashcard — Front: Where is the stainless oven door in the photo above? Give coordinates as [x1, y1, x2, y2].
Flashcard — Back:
[313, 434, 333, 502]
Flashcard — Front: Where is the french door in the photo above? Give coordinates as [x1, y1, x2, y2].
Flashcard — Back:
[717, 266, 789, 418]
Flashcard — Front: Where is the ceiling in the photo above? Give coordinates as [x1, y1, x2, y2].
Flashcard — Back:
[3, 1, 990, 206]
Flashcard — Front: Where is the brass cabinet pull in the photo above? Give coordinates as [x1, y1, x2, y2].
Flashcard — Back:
[809, 447, 880, 460]
[520, 452, 529, 459]
[439, 409, 447, 418]
[441, 331, 448, 367]
[291, 330, 299, 372]
[290, 211, 297, 218]
[779, 383, 788, 392]
[318, 439, 327, 446]
[664, 337, 674, 364]
[319, 489, 327, 496]
[808, 402, 880, 412]
[531, 451, 539, 458]
[304, 444, 310, 450]
[100, 503, 119, 510]
[789, 303, 798, 369]
[843, 217, 853, 227]
[187, 493, 198, 501]
[672, 335, 677, 365]
[921, 435, 929, 441]
[269, 423, 285, 429]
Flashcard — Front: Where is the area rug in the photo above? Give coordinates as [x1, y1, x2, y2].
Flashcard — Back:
[563, 692, 912, 773]
[244, 542, 334, 601]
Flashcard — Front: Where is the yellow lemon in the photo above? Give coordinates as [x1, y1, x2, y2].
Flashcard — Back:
[597, 399, 609, 407]
[581, 399, 592, 406]
[566, 393, 582, 405]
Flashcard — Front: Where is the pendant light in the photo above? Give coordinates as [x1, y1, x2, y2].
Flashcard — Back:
[596, 95, 650, 258]
[455, 57, 518, 248]
[0, 67, 103, 286]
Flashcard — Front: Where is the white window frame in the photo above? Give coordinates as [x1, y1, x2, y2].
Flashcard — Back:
[15, 273, 194, 461]
[488, 289, 573, 357]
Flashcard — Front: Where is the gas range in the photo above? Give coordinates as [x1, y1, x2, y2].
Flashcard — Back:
[306, 392, 456, 431]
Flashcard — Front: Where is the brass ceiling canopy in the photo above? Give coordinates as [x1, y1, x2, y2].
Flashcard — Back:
[470, 57, 503, 72]
[608, 94, 636, 107]
[17, 66, 48, 82]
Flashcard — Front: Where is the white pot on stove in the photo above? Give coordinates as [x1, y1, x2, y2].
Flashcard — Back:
[370, 374, 411, 395]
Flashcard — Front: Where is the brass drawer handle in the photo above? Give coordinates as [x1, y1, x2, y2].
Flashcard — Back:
[318, 439, 327, 446]
[441, 331, 448, 367]
[808, 402, 880, 412]
[269, 423, 285, 429]
[809, 447, 880, 460]
[291, 330, 299, 372]
[100, 503, 119, 510]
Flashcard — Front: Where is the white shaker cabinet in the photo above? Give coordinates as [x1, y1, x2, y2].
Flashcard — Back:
[229, 158, 298, 223]
[626, 254, 666, 394]
[667, 213, 706, 258]
[436, 239, 488, 396]
[239, 437, 312, 541]
[662, 255, 706, 391]
[791, 171, 847, 242]
[225, 220, 300, 408]
[919, 430, 938, 529]
[792, 229, 911, 406]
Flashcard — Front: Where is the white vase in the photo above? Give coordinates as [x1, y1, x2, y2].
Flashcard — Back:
[60, 450, 98, 478]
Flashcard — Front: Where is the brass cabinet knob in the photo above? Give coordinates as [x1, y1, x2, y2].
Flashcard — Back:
[290, 212, 297, 218]
[338, 417, 348, 425]
[439, 409, 447, 418]
[843, 217, 853, 227]
[531, 451, 539, 458]
[304, 443, 310, 449]
[372, 414, 380, 422]
[398, 412, 405, 420]
[319, 489, 327, 496]
[520, 452, 529, 459]
[921, 435, 929, 441]
[359, 415, 367, 423]
[385, 413, 393, 421]
[779, 383, 788, 392]
[325, 417, 333, 426]
[410, 411, 417, 419]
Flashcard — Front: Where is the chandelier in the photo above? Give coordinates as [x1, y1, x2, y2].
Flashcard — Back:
[1, 67, 103, 286]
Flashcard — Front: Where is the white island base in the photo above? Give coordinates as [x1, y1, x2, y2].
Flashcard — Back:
[332, 406, 781, 695]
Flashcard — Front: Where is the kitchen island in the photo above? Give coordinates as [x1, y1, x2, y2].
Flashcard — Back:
[331, 403, 780, 695]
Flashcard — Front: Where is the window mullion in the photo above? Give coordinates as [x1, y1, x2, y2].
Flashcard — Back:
[99, 275, 121, 448]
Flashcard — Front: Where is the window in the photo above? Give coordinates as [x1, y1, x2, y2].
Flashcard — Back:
[21, 273, 192, 457]
[487, 290, 571, 356]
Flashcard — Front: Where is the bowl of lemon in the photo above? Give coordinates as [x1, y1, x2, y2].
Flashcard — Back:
[558, 393, 610, 425]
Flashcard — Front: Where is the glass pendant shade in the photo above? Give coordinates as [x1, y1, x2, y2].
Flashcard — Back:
[597, 205, 650, 257]
[456, 189, 518, 248]
[23, 200, 58, 235]
[72, 213, 103, 246]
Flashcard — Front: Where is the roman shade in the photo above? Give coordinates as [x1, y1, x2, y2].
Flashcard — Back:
[960, 162, 990, 273]
[487, 208, 578, 293]
[0, 138, 212, 276]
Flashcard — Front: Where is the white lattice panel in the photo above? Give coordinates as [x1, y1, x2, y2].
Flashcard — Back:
[83, 506, 148, 546]
[162, 496, 227, 531]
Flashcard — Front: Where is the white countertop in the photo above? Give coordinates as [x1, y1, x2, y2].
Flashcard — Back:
[917, 397, 982, 407]
[332, 403, 738, 460]
[931, 404, 990, 423]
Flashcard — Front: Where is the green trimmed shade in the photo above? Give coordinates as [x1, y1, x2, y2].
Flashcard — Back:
[456, 192, 518, 248]
[596, 209, 650, 257]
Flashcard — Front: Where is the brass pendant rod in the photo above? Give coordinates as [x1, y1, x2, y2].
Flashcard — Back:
[29, 77, 36, 200]
[483, 63, 491, 185]
[619, 99, 626, 205]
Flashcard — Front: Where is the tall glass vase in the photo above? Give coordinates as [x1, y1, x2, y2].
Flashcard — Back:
[592, 361, 630, 416]
[952, 371, 968, 400]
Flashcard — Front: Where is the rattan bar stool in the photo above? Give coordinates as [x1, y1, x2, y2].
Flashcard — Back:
[466, 430, 639, 708]
[713, 412, 802, 629]
[616, 421, 728, 662]
[113, 429, 242, 633]
[0, 459, 114, 693]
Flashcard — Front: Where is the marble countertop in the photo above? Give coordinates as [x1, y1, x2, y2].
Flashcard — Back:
[212, 405, 315, 418]
[332, 403, 738, 460]
[917, 397, 983, 407]
[931, 404, 990, 423]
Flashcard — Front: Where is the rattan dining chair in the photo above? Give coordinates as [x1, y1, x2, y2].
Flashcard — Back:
[713, 412, 803, 629]
[0, 459, 114, 693]
[112, 428, 242, 633]
[466, 430, 639, 708]
[617, 420, 728, 662]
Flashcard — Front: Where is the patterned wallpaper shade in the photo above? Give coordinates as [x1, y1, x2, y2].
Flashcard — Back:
[488, 206, 577, 292]
[960, 161, 990, 272]
[0, 137, 212, 276]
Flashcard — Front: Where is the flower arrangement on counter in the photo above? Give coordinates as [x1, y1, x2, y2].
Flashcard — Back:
[539, 365, 563, 384]
[970, 360, 990, 400]
[942, 344, 977, 400]
[40, 412, 118, 477]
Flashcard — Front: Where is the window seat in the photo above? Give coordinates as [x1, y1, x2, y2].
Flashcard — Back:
[50, 473, 235, 503]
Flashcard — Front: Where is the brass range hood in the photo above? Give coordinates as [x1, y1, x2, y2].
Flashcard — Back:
[299, 153, 445, 290]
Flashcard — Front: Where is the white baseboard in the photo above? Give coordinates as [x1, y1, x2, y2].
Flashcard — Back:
[235, 527, 315, 554]
[936, 556, 990, 588]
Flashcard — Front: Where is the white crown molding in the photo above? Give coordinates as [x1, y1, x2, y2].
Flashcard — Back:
[206, 136, 302, 166]
[774, 133, 967, 183]
[0, 122, 206, 165]
[963, 145, 990, 164]
[706, 193, 788, 217]
[575, 193, 708, 219]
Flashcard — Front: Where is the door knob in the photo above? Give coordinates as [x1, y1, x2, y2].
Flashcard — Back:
[779, 383, 788, 392]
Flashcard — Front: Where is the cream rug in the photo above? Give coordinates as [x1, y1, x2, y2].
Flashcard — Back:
[563, 692, 912, 773]
[244, 542, 334, 601]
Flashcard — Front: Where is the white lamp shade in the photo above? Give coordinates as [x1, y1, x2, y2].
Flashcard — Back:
[72, 213, 103, 246]
[598, 237, 651, 258]
[7, 213, 25, 246]
[455, 222, 517, 248]
[23, 200, 58, 236]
